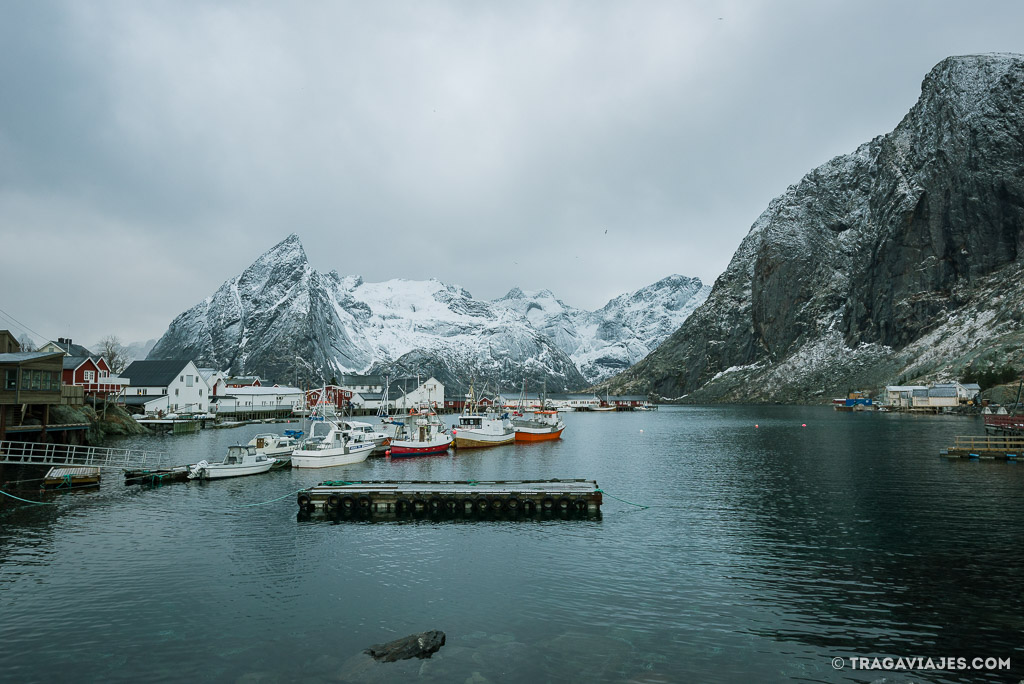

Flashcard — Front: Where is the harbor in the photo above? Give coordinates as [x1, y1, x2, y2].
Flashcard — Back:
[3, 406, 1024, 683]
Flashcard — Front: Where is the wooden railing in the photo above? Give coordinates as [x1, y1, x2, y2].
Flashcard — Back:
[952, 435, 1024, 451]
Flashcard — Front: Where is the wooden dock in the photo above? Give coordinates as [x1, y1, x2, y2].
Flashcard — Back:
[941, 435, 1024, 461]
[42, 466, 101, 489]
[298, 478, 602, 517]
[123, 466, 192, 486]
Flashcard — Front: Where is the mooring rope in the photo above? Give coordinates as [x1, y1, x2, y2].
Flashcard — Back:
[595, 488, 650, 510]
[0, 489, 57, 506]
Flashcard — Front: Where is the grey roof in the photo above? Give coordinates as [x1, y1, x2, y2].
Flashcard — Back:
[912, 389, 929, 398]
[929, 387, 957, 398]
[358, 392, 383, 401]
[962, 383, 981, 391]
[341, 374, 384, 386]
[0, 351, 65, 364]
[122, 359, 193, 387]
[62, 355, 92, 370]
[225, 375, 261, 384]
[48, 340, 94, 357]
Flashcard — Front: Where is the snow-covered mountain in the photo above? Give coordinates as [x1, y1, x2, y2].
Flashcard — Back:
[148, 234, 709, 390]
[493, 276, 710, 381]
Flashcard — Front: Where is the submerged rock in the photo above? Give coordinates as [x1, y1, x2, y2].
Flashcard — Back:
[363, 630, 446, 663]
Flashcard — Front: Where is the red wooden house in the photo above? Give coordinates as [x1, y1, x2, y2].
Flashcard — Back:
[305, 385, 353, 412]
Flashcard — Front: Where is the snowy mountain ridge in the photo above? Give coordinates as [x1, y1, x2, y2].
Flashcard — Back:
[148, 234, 710, 390]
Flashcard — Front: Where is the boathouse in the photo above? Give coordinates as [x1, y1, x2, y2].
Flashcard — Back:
[0, 351, 79, 440]
[213, 385, 305, 418]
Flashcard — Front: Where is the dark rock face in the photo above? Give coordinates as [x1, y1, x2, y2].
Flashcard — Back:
[611, 54, 1024, 401]
[364, 630, 446, 662]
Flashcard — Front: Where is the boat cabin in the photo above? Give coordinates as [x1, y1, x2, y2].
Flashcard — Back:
[224, 445, 266, 464]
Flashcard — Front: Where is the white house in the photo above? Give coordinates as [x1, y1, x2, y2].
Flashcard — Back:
[212, 385, 305, 416]
[121, 359, 210, 414]
[198, 368, 228, 398]
[389, 376, 445, 411]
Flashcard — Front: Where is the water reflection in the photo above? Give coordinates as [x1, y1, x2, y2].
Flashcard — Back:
[1, 408, 1022, 682]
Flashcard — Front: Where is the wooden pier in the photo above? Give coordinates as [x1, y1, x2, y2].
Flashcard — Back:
[42, 466, 101, 489]
[941, 435, 1024, 461]
[297, 479, 602, 517]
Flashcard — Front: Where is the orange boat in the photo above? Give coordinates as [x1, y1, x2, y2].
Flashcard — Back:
[512, 409, 565, 442]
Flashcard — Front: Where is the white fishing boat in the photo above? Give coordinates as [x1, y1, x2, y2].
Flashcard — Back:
[341, 420, 392, 454]
[453, 411, 514, 448]
[291, 419, 375, 468]
[389, 408, 452, 457]
[453, 385, 514, 448]
[246, 432, 301, 457]
[188, 445, 277, 480]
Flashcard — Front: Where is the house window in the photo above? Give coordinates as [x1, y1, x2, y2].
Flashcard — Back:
[200, 389, 203, 396]
[41, 373, 50, 391]
[4, 369, 16, 391]
[31, 370, 41, 390]
[186, 375, 193, 387]
[175, 388, 179, 396]
[180, 376, 184, 382]
[84, 370, 95, 383]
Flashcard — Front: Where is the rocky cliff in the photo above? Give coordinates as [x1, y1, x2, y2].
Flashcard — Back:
[609, 54, 1024, 402]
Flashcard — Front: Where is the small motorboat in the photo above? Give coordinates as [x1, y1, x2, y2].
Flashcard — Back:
[188, 445, 277, 480]
[246, 432, 302, 457]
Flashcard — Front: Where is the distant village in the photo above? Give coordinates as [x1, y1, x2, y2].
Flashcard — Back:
[0, 330, 652, 441]
[2, 327, 1009, 442]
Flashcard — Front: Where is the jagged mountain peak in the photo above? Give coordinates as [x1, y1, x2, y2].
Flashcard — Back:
[150, 235, 710, 388]
[609, 53, 1024, 402]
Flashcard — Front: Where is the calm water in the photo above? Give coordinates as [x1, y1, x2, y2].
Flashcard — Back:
[1, 407, 1022, 683]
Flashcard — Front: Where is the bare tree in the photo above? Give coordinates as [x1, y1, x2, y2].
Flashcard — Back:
[17, 334, 36, 352]
[97, 335, 127, 373]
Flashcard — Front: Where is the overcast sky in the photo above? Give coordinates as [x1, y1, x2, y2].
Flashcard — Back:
[2, 1, 1023, 348]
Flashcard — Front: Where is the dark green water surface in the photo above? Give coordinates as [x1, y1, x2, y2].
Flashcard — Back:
[1, 406, 1021, 683]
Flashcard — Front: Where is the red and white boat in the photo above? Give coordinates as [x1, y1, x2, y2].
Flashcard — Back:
[388, 408, 452, 457]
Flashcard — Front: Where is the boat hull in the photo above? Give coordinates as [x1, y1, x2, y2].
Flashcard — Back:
[514, 426, 564, 442]
[454, 431, 514, 448]
[389, 438, 452, 457]
[201, 461, 276, 479]
[291, 443, 374, 468]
